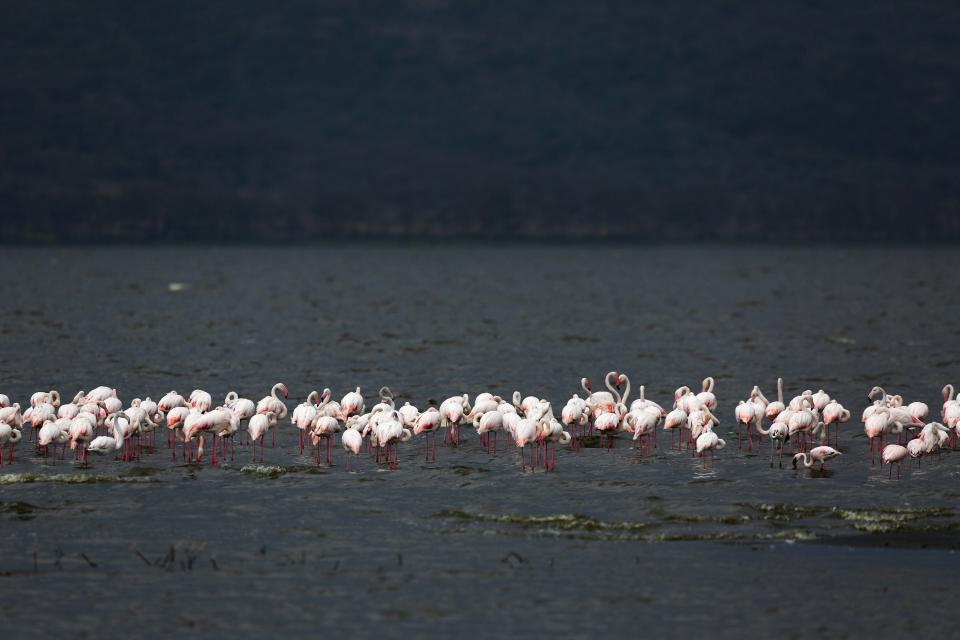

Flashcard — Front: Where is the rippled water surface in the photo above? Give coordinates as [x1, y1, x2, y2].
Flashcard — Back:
[1, 245, 959, 639]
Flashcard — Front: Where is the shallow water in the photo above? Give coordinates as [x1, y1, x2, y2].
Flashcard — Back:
[1, 245, 959, 638]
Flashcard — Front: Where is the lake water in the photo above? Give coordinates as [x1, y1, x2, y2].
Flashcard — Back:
[1, 245, 958, 638]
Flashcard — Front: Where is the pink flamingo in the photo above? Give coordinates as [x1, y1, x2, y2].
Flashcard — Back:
[439, 394, 470, 445]
[696, 377, 717, 411]
[256, 383, 288, 446]
[342, 427, 363, 470]
[414, 406, 441, 461]
[734, 400, 756, 450]
[311, 416, 340, 465]
[821, 401, 850, 447]
[0, 423, 21, 463]
[663, 408, 688, 449]
[695, 429, 725, 463]
[475, 410, 504, 454]
[514, 418, 539, 471]
[247, 412, 277, 463]
[881, 444, 908, 479]
[765, 378, 786, 421]
[792, 446, 842, 472]
[158, 390, 186, 413]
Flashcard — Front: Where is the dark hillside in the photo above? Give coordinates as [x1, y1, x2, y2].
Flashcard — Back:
[1, 1, 958, 242]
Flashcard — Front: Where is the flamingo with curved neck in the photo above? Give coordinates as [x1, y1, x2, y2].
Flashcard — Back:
[792, 446, 842, 471]
[616, 373, 631, 408]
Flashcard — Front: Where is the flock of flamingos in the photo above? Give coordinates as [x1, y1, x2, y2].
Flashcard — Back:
[0, 373, 956, 479]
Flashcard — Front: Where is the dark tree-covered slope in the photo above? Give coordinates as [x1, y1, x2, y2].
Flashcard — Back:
[1, 1, 958, 242]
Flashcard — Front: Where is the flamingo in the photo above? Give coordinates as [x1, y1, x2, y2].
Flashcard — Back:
[397, 402, 420, 430]
[696, 377, 717, 410]
[615, 373, 632, 409]
[87, 426, 124, 457]
[189, 389, 212, 412]
[787, 397, 819, 452]
[26, 403, 57, 442]
[58, 400, 81, 421]
[475, 411, 504, 454]
[788, 390, 815, 411]
[68, 415, 96, 464]
[0, 423, 21, 463]
[821, 401, 850, 447]
[755, 419, 790, 468]
[594, 403, 625, 446]
[467, 394, 501, 422]
[765, 378, 786, 421]
[695, 429, 725, 462]
[663, 408, 688, 449]
[256, 383, 288, 446]
[0, 394, 9, 408]
[734, 400, 756, 451]
[536, 417, 571, 470]
[561, 395, 589, 443]
[907, 401, 928, 424]
[376, 410, 411, 470]
[292, 392, 320, 454]
[881, 444, 908, 479]
[811, 389, 832, 412]
[247, 412, 277, 462]
[310, 415, 341, 465]
[342, 427, 363, 470]
[414, 405, 441, 461]
[158, 390, 186, 412]
[0, 404, 21, 429]
[674, 386, 704, 415]
[513, 391, 542, 417]
[514, 417, 539, 471]
[942, 384, 956, 413]
[165, 406, 190, 452]
[31, 390, 61, 408]
[84, 387, 117, 404]
[918, 422, 950, 455]
[102, 396, 123, 417]
[108, 413, 140, 462]
[628, 406, 660, 453]
[193, 408, 238, 464]
[371, 386, 397, 413]
[582, 372, 619, 420]
[630, 385, 666, 417]
[870, 390, 924, 443]
[339, 386, 364, 421]
[792, 446, 842, 472]
[138, 397, 160, 422]
[213, 410, 240, 462]
[439, 394, 470, 445]
[37, 419, 70, 460]
[940, 385, 959, 440]
[124, 405, 159, 454]
[906, 438, 925, 464]
[864, 409, 890, 464]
